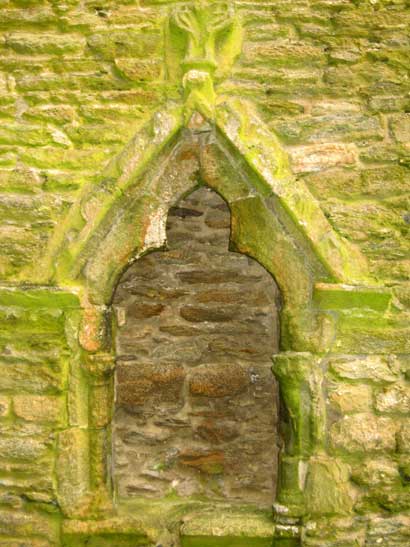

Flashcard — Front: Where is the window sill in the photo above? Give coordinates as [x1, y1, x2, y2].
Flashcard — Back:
[62, 498, 301, 546]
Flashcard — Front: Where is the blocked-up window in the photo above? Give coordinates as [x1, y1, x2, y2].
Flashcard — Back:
[113, 186, 281, 506]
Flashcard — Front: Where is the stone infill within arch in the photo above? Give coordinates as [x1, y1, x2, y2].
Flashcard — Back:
[113, 186, 281, 505]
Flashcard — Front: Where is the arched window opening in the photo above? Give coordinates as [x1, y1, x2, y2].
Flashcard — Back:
[113, 186, 281, 506]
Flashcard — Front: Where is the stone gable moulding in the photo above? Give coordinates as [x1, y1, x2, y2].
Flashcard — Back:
[22, 100, 389, 545]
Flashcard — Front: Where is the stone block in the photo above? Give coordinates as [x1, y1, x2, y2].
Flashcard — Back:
[375, 383, 410, 414]
[289, 143, 356, 174]
[241, 40, 326, 67]
[0, 436, 50, 461]
[116, 362, 185, 408]
[13, 395, 64, 424]
[180, 305, 236, 322]
[390, 113, 410, 143]
[304, 457, 356, 515]
[0, 361, 63, 394]
[276, 113, 383, 145]
[303, 515, 366, 547]
[360, 166, 410, 198]
[6, 32, 85, 55]
[327, 383, 373, 414]
[333, 317, 410, 354]
[56, 428, 90, 518]
[0, 395, 10, 417]
[87, 30, 160, 61]
[178, 449, 225, 475]
[0, 7, 56, 27]
[366, 514, 410, 546]
[304, 168, 362, 200]
[397, 420, 410, 453]
[351, 458, 401, 488]
[188, 363, 250, 398]
[330, 413, 397, 454]
[0, 509, 58, 539]
[329, 355, 400, 383]
[115, 58, 161, 82]
[180, 508, 275, 547]
[314, 284, 391, 312]
[0, 125, 61, 147]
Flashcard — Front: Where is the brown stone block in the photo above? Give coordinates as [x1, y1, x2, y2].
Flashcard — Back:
[189, 363, 250, 398]
[178, 449, 224, 474]
[204, 208, 231, 229]
[127, 302, 165, 319]
[194, 289, 267, 306]
[177, 269, 261, 284]
[159, 324, 202, 336]
[116, 362, 185, 407]
[180, 305, 236, 323]
[195, 419, 240, 443]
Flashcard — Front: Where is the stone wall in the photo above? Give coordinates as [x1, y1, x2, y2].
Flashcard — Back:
[0, 1, 409, 546]
[113, 187, 280, 504]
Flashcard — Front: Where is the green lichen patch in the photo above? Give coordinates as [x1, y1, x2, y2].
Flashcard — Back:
[0, 287, 79, 309]
[314, 283, 391, 312]
[180, 507, 275, 547]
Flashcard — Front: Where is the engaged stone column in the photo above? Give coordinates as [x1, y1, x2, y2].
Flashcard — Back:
[273, 352, 356, 518]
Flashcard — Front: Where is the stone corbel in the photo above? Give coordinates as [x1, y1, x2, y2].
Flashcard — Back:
[169, 1, 242, 122]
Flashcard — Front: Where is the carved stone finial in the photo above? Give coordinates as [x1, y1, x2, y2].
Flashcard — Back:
[167, 1, 242, 121]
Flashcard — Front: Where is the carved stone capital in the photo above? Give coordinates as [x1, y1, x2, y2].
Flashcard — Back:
[82, 352, 115, 383]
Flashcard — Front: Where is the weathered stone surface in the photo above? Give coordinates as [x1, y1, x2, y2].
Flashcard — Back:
[289, 143, 356, 173]
[56, 428, 90, 518]
[0, 509, 59, 539]
[180, 305, 237, 323]
[303, 515, 366, 547]
[330, 414, 397, 454]
[375, 384, 410, 414]
[189, 363, 250, 398]
[365, 514, 410, 546]
[397, 421, 410, 453]
[116, 362, 185, 408]
[351, 459, 401, 488]
[0, 395, 10, 417]
[180, 508, 275, 546]
[390, 114, 410, 144]
[329, 355, 400, 384]
[327, 383, 373, 414]
[13, 395, 64, 425]
[304, 457, 356, 515]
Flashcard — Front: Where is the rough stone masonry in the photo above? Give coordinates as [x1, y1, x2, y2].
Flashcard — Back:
[0, 1, 409, 546]
[113, 187, 280, 504]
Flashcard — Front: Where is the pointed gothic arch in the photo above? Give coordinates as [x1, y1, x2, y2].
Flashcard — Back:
[39, 99, 371, 347]
[51, 101, 382, 545]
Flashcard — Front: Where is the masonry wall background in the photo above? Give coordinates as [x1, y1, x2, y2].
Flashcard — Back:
[0, 1, 409, 546]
